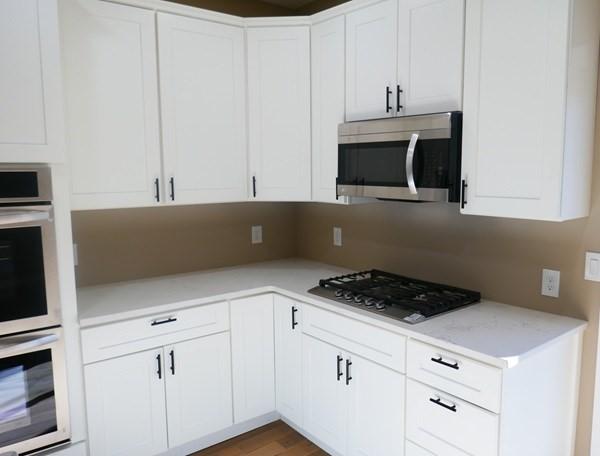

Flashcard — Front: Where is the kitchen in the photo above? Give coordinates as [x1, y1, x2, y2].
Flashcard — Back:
[0, 0, 599, 455]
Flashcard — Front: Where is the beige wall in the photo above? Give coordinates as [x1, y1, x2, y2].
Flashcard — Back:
[296, 82, 600, 456]
[72, 203, 297, 286]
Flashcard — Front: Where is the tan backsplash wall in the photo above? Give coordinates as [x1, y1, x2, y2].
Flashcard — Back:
[72, 203, 297, 287]
[296, 83, 600, 456]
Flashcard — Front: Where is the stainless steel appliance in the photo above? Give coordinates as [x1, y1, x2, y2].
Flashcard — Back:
[337, 112, 463, 203]
[0, 328, 69, 455]
[0, 167, 60, 336]
[309, 270, 480, 324]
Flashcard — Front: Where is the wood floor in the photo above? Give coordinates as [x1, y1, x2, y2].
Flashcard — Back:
[190, 421, 329, 456]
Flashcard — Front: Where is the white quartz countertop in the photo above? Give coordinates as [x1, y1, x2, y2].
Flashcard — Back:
[77, 259, 586, 369]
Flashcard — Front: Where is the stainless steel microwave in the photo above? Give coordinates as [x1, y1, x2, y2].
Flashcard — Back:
[337, 112, 463, 203]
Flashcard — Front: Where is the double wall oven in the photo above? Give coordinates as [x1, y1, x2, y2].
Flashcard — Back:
[0, 167, 70, 455]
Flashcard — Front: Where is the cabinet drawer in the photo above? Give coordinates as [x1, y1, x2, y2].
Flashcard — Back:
[81, 302, 229, 363]
[302, 305, 406, 372]
[406, 379, 499, 456]
[407, 339, 502, 412]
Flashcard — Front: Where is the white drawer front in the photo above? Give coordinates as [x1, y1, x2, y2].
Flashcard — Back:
[407, 339, 502, 412]
[406, 440, 436, 456]
[302, 304, 406, 372]
[406, 379, 499, 456]
[81, 302, 229, 363]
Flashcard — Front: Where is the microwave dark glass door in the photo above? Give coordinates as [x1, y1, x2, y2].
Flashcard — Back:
[0, 227, 48, 325]
[338, 138, 451, 189]
[0, 349, 58, 449]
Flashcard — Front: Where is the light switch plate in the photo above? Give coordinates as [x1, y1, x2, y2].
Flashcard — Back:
[333, 227, 342, 247]
[541, 269, 560, 298]
[585, 252, 600, 282]
[251, 225, 263, 244]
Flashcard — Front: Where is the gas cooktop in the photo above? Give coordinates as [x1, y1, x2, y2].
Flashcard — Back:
[308, 270, 481, 324]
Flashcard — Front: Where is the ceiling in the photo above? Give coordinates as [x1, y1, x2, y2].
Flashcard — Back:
[261, 0, 315, 9]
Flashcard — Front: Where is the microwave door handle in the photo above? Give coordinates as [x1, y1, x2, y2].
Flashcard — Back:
[406, 133, 419, 195]
[0, 333, 59, 358]
[0, 207, 51, 226]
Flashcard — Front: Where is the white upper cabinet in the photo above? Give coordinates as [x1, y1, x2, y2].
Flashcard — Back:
[157, 13, 247, 205]
[247, 26, 311, 201]
[164, 333, 233, 447]
[60, 0, 162, 210]
[346, 0, 398, 121]
[461, 0, 599, 221]
[311, 16, 347, 204]
[397, 0, 464, 116]
[230, 295, 276, 423]
[346, 0, 464, 121]
[0, 0, 65, 163]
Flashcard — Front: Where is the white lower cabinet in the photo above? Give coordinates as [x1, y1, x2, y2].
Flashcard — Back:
[85, 349, 168, 456]
[230, 295, 276, 423]
[274, 295, 303, 425]
[164, 333, 233, 447]
[302, 334, 405, 456]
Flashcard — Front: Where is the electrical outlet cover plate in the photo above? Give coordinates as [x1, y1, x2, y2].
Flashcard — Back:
[541, 269, 560, 298]
[585, 252, 600, 282]
[333, 227, 342, 247]
[251, 225, 263, 244]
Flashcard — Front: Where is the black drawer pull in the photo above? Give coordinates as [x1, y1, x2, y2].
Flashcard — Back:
[430, 396, 457, 413]
[169, 349, 175, 375]
[291, 306, 299, 329]
[156, 353, 162, 379]
[337, 355, 343, 381]
[345, 358, 353, 385]
[151, 317, 178, 326]
[431, 356, 459, 370]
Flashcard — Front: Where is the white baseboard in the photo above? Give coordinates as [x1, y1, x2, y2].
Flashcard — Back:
[280, 416, 342, 456]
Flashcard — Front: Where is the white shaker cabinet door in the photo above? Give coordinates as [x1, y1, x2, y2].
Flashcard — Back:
[346, 0, 398, 121]
[230, 295, 276, 423]
[274, 295, 303, 425]
[85, 349, 168, 456]
[157, 13, 247, 205]
[397, 0, 464, 116]
[164, 333, 233, 447]
[302, 335, 348, 455]
[311, 16, 346, 204]
[247, 27, 311, 201]
[60, 0, 162, 210]
[461, 0, 572, 220]
[347, 355, 405, 456]
[0, 0, 65, 163]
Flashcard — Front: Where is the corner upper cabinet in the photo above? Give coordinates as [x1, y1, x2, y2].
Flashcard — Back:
[0, 0, 66, 163]
[60, 0, 162, 210]
[157, 13, 247, 205]
[346, 0, 464, 121]
[461, 0, 599, 221]
[247, 26, 311, 201]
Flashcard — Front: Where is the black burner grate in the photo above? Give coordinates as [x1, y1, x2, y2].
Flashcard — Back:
[319, 270, 480, 317]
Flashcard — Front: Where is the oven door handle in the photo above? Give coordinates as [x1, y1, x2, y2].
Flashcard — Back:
[405, 133, 419, 195]
[0, 207, 51, 226]
[0, 333, 58, 358]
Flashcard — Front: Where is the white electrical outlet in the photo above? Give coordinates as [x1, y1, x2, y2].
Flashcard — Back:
[251, 225, 263, 244]
[541, 269, 560, 298]
[585, 252, 600, 282]
[333, 227, 342, 247]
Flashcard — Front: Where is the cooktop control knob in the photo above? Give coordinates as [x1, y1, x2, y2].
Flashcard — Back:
[343, 291, 354, 301]
[334, 289, 344, 298]
[353, 294, 364, 304]
[364, 297, 376, 307]
[375, 300, 386, 311]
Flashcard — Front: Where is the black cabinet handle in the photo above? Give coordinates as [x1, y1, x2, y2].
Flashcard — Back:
[386, 86, 393, 113]
[396, 85, 404, 111]
[154, 178, 160, 202]
[151, 317, 177, 326]
[337, 355, 343, 381]
[169, 349, 175, 375]
[252, 176, 257, 198]
[156, 353, 162, 379]
[345, 358, 353, 385]
[430, 397, 457, 413]
[461, 179, 468, 209]
[292, 306, 299, 330]
[431, 356, 459, 370]
[169, 177, 175, 201]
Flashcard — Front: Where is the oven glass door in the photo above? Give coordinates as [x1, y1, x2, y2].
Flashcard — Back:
[338, 138, 451, 190]
[0, 209, 59, 336]
[0, 330, 69, 454]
